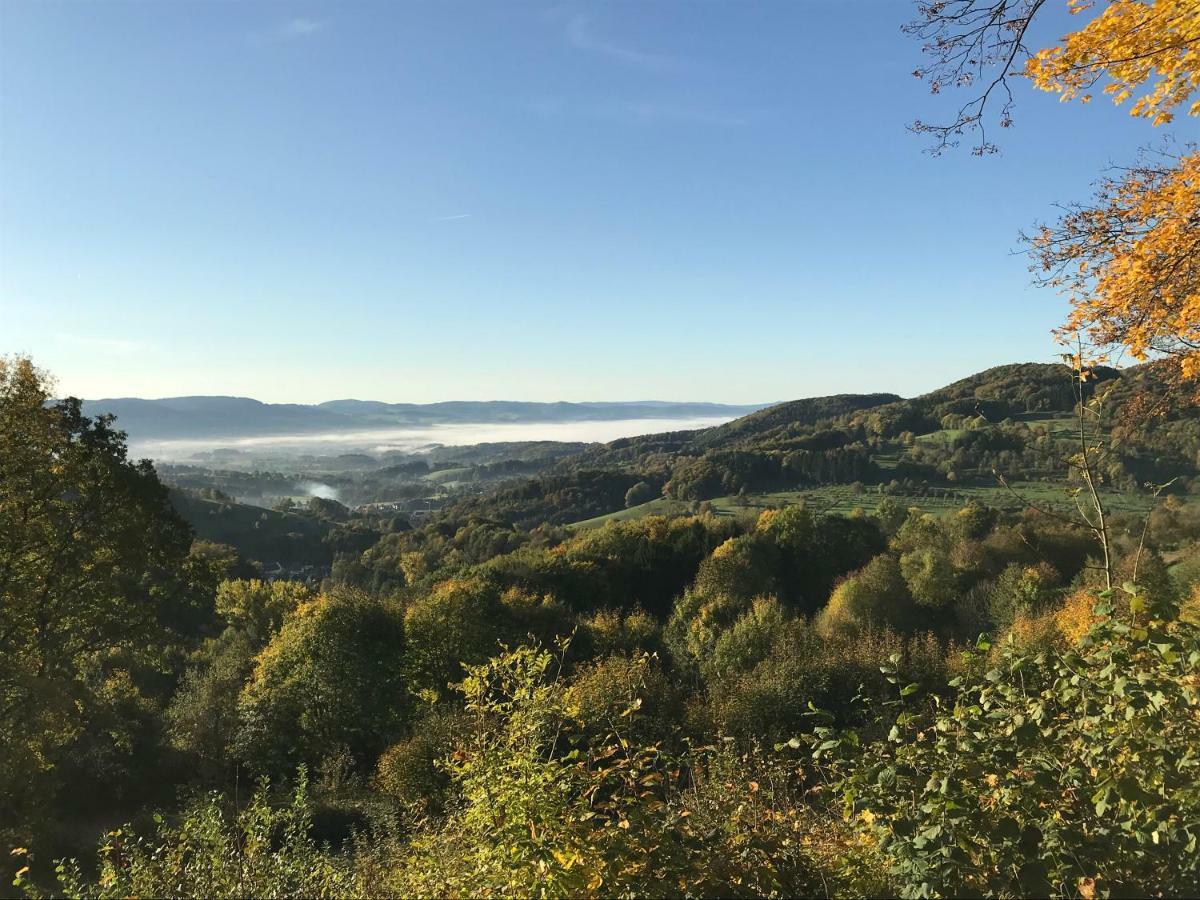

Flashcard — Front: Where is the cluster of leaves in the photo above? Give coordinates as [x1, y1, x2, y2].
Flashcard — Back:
[812, 586, 1200, 897]
[1026, 0, 1200, 124]
[1031, 150, 1200, 381]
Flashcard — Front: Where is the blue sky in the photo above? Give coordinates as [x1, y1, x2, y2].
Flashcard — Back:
[0, 1, 1182, 403]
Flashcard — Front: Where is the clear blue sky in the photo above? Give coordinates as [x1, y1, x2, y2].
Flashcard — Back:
[1, 1, 1176, 403]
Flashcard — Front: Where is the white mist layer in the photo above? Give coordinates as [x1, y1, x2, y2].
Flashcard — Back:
[132, 416, 736, 460]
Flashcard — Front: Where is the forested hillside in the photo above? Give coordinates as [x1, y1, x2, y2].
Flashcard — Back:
[440, 362, 1198, 529]
[6, 353, 1200, 898]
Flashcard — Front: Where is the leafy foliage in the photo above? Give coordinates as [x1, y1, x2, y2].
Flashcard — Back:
[1, 357, 215, 848]
[1031, 150, 1200, 383]
[14, 772, 357, 899]
[235, 591, 409, 774]
[1026, 0, 1200, 124]
[818, 586, 1200, 897]
[361, 641, 829, 898]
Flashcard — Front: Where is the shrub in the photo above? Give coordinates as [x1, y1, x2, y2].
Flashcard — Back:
[375, 710, 463, 813]
[18, 772, 357, 899]
[820, 586, 1200, 898]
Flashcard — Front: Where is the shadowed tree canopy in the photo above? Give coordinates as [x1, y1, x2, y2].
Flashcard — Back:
[1, 355, 210, 844]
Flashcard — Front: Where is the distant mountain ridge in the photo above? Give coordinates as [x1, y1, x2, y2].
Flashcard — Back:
[79, 395, 768, 441]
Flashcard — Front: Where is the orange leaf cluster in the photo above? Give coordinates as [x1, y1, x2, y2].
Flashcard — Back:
[1026, 0, 1200, 124]
[1031, 152, 1200, 379]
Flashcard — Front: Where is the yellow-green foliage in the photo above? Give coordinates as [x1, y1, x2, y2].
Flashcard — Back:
[166, 630, 257, 777]
[235, 590, 408, 774]
[892, 512, 962, 607]
[578, 607, 661, 657]
[1183, 581, 1200, 625]
[985, 561, 1061, 628]
[402, 575, 572, 700]
[692, 534, 777, 602]
[363, 641, 830, 898]
[705, 621, 949, 739]
[664, 586, 752, 675]
[816, 554, 915, 636]
[215, 578, 313, 638]
[825, 587, 1200, 898]
[564, 653, 677, 745]
[707, 595, 789, 682]
[18, 772, 358, 899]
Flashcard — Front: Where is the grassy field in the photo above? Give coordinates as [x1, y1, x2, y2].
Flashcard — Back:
[569, 481, 1162, 530]
[913, 428, 967, 446]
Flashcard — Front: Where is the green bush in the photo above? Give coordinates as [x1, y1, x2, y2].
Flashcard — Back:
[819, 587, 1200, 898]
[16, 772, 357, 899]
[365, 640, 828, 898]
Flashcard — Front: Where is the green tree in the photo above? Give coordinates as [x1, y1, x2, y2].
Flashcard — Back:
[1, 356, 208, 846]
[166, 629, 258, 782]
[623, 480, 657, 509]
[986, 561, 1061, 628]
[235, 590, 408, 775]
[817, 554, 917, 636]
[215, 578, 313, 641]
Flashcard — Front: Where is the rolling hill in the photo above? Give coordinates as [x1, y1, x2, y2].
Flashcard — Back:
[441, 362, 1198, 529]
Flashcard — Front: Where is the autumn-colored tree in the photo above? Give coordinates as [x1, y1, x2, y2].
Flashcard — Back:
[1029, 149, 1199, 381]
[909, 0, 1200, 384]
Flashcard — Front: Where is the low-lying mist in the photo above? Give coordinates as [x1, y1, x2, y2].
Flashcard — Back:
[131, 416, 736, 462]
